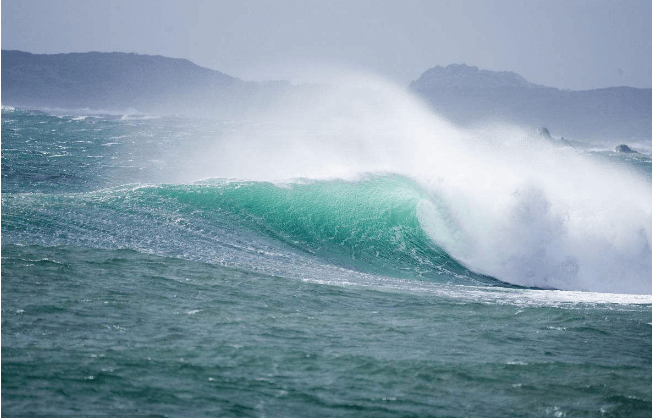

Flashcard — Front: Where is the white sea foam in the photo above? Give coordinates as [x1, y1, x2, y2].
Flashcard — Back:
[302, 274, 652, 307]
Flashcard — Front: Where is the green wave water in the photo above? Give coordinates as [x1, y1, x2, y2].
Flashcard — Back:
[2, 175, 501, 286]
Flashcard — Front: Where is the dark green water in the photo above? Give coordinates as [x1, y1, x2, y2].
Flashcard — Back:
[3, 108, 652, 417]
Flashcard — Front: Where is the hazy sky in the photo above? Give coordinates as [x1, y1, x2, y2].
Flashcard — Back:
[2, 0, 651, 90]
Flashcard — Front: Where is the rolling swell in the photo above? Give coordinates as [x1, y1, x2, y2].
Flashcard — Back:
[2, 174, 500, 286]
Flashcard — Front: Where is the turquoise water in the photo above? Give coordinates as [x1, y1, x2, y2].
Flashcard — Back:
[3, 108, 652, 417]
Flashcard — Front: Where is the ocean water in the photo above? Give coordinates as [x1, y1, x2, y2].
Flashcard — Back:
[2, 102, 652, 417]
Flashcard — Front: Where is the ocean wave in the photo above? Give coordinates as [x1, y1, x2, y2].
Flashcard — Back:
[1, 175, 494, 286]
[3, 74, 652, 295]
[3, 171, 651, 294]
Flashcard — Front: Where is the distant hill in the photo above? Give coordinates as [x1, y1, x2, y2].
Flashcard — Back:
[1, 50, 291, 116]
[4, 52, 651, 143]
[410, 64, 652, 143]
[412, 64, 539, 90]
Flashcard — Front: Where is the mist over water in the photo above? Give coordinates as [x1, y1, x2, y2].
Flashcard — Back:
[168, 71, 652, 295]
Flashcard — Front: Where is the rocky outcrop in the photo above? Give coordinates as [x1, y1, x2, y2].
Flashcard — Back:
[615, 144, 638, 153]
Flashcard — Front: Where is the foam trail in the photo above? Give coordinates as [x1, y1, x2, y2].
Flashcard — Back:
[187, 70, 652, 294]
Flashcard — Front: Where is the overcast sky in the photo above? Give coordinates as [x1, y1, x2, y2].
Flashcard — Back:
[2, 0, 651, 90]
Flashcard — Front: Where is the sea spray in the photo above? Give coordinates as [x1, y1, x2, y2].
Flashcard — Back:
[3, 74, 652, 294]
[177, 71, 652, 294]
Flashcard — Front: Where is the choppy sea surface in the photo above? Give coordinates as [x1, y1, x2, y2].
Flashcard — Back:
[3, 107, 652, 417]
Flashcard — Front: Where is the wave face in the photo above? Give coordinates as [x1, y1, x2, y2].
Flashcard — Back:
[2, 175, 498, 287]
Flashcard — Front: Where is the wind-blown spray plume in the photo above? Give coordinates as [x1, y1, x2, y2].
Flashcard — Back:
[190, 71, 652, 294]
